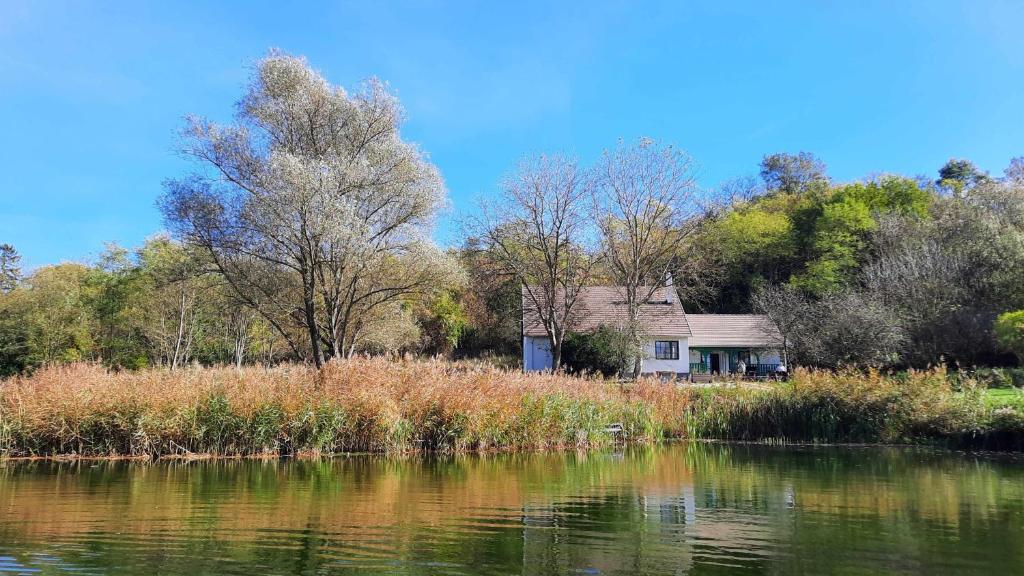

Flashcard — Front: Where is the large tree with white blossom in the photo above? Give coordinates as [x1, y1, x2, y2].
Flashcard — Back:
[161, 51, 460, 367]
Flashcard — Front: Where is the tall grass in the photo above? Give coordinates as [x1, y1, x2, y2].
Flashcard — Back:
[0, 359, 657, 458]
[636, 368, 1024, 450]
[1, 360, 1021, 458]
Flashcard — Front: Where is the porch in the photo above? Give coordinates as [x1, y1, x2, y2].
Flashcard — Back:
[689, 347, 779, 377]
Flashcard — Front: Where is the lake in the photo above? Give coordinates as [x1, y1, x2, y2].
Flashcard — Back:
[1, 443, 1022, 575]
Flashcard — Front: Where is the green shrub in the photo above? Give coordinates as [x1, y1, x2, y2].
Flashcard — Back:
[561, 325, 633, 378]
[995, 310, 1024, 363]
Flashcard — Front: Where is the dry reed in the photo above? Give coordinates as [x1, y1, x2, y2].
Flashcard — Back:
[1, 360, 1021, 458]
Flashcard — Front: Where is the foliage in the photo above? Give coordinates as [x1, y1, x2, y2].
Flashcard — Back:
[0, 244, 20, 294]
[455, 240, 522, 359]
[2, 264, 97, 369]
[753, 284, 904, 368]
[694, 169, 937, 310]
[861, 181, 1024, 366]
[418, 291, 468, 356]
[160, 50, 459, 367]
[561, 325, 633, 378]
[708, 156, 1023, 370]
[937, 158, 988, 191]
[995, 310, 1024, 362]
[641, 368, 1024, 450]
[759, 152, 828, 194]
[968, 367, 1024, 390]
[1006, 157, 1024, 183]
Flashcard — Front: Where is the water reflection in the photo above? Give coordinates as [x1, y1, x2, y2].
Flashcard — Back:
[0, 443, 1022, 575]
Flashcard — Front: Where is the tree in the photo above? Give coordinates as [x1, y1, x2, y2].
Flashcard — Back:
[355, 300, 421, 355]
[418, 291, 468, 357]
[9, 264, 97, 368]
[456, 238, 524, 359]
[471, 155, 597, 372]
[86, 244, 151, 369]
[753, 284, 903, 369]
[0, 244, 21, 293]
[937, 158, 988, 192]
[593, 138, 702, 376]
[161, 51, 458, 367]
[791, 195, 876, 295]
[760, 152, 828, 194]
[752, 284, 807, 367]
[859, 179, 1024, 367]
[811, 291, 905, 368]
[1005, 157, 1024, 184]
[995, 310, 1024, 363]
[136, 236, 211, 370]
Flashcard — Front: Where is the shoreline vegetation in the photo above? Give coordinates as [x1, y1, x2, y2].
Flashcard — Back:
[1, 359, 1022, 459]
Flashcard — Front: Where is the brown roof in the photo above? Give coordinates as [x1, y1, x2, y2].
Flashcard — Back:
[685, 314, 782, 348]
[522, 286, 691, 338]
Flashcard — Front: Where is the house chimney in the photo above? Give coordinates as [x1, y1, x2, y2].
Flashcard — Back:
[665, 272, 674, 304]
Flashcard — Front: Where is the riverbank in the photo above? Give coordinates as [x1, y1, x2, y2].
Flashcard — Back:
[1, 360, 1022, 458]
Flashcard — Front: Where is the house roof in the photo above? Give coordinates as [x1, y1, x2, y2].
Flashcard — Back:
[685, 314, 782, 348]
[522, 286, 691, 338]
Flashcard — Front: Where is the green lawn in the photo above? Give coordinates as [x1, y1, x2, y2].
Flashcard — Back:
[984, 388, 1024, 409]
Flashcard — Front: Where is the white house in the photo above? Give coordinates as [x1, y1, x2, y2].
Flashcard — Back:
[522, 286, 783, 379]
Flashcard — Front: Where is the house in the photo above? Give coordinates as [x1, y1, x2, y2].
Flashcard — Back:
[684, 314, 784, 377]
[522, 286, 783, 379]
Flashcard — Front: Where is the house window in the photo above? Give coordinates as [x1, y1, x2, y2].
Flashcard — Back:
[654, 340, 679, 360]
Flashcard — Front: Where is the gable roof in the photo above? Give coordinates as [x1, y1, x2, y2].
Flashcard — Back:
[685, 314, 782, 348]
[522, 286, 691, 338]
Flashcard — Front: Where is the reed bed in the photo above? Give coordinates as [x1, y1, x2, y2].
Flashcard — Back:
[661, 368, 1024, 450]
[1, 360, 1021, 458]
[0, 359, 658, 457]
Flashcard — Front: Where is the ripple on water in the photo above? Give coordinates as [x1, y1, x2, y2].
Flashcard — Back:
[1, 444, 1023, 575]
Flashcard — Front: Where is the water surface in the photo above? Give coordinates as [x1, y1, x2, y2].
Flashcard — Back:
[1, 443, 1022, 575]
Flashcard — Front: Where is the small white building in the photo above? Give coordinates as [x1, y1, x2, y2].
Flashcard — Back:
[522, 286, 783, 379]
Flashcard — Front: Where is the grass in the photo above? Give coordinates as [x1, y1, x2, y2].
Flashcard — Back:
[1, 360, 1022, 458]
[0, 359, 660, 458]
[984, 388, 1024, 409]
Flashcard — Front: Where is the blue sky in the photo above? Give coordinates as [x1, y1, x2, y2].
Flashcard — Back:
[2, 1, 1022, 270]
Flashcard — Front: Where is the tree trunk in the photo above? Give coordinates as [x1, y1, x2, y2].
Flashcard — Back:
[550, 339, 562, 374]
[171, 288, 187, 371]
[302, 268, 324, 369]
[233, 317, 247, 369]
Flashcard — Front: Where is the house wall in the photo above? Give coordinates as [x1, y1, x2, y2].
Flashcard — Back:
[640, 336, 690, 375]
[755, 349, 783, 365]
[523, 335, 693, 375]
[523, 336, 553, 372]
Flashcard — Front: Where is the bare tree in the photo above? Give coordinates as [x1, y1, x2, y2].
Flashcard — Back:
[471, 155, 597, 372]
[593, 138, 702, 376]
[1005, 157, 1024, 184]
[753, 284, 904, 369]
[861, 183, 1024, 366]
[752, 284, 806, 368]
[160, 51, 457, 367]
